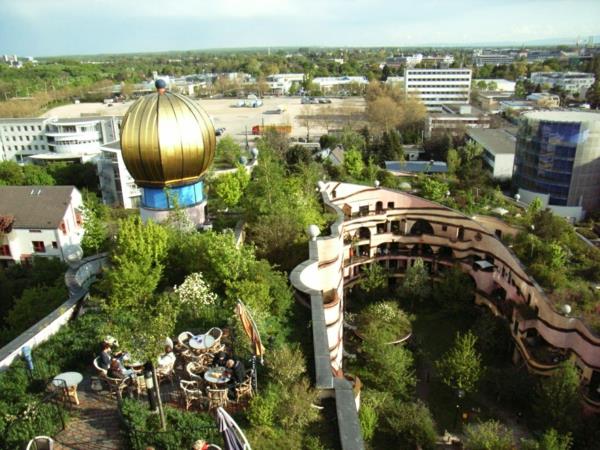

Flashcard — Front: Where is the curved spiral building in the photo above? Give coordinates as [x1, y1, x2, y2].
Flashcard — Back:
[120, 82, 215, 225]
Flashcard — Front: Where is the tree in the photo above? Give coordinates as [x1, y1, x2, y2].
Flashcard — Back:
[464, 420, 514, 450]
[533, 361, 580, 433]
[520, 429, 573, 450]
[379, 129, 404, 163]
[216, 135, 242, 166]
[343, 148, 365, 179]
[211, 165, 250, 209]
[436, 330, 483, 395]
[80, 193, 108, 255]
[586, 80, 600, 109]
[420, 177, 449, 203]
[400, 257, 430, 305]
[383, 401, 437, 449]
[173, 272, 219, 325]
[21, 165, 55, 185]
[298, 105, 315, 141]
[357, 262, 387, 294]
[366, 96, 402, 132]
[447, 148, 461, 176]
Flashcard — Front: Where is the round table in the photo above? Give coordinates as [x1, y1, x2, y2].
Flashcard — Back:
[204, 366, 231, 385]
[52, 371, 83, 405]
[189, 334, 215, 351]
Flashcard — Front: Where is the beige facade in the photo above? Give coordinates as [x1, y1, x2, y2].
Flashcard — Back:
[291, 182, 600, 409]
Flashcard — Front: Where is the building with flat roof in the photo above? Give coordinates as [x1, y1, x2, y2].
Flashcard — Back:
[404, 68, 471, 110]
[385, 160, 448, 175]
[266, 73, 304, 95]
[514, 111, 600, 221]
[0, 116, 121, 163]
[426, 105, 491, 137]
[312, 76, 368, 94]
[467, 128, 517, 179]
[473, 52, 515, 67]
[0, 186, 83, 266]
[97, 141, 141, 209]
[526, 92, 560, 108]
[530, 72, 595, 96]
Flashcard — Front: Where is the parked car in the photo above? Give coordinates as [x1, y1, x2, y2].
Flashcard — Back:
[215, 127, 226, 136]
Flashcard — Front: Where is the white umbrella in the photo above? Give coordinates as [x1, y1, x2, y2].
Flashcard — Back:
[217, 407, 252, 450]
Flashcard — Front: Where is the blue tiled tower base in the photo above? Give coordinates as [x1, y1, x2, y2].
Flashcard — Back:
[139, 180, 207, 227]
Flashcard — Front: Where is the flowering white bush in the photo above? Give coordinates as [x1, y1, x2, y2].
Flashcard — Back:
[174, 272, 218, 317]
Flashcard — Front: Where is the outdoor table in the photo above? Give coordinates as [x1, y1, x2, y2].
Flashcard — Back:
[204, 366, 231, 385]
[52, 371, 83, 405]
[189, 334, 215, 351]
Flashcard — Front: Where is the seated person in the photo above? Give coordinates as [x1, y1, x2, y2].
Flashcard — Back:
[225, 358, 246, 385]
[158, 345, 176, 368]
[99, 342, 112, 370]
[107, 358, 135, 379]
[212, 351, 228, 367]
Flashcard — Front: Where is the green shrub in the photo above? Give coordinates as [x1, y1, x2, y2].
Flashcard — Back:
[120, 398, 221, 450]
[382, 400, 437, 449]
[357, 300, 412, 344]
[358, 403, 378, 442]
[464, 420, 514, 450]
[266, 343, 307, 386]
[247, 384, 281, 428]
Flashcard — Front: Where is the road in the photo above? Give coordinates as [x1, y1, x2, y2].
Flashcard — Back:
[41, 96, 366, 142]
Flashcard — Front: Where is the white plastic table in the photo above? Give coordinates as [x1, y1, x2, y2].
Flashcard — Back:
[204, 366, 231, 385]
[52, 371, 83, 405]
[189, 334, 215, 351]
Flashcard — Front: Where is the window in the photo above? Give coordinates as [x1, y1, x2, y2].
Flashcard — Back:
[442, 225, 448, 231]
[0, 245, 10, 256]
[32, 241, 45, 253]
[29, 229, 42, 233]
[52, 241, 58, 249]
[60, 221, 68, 234]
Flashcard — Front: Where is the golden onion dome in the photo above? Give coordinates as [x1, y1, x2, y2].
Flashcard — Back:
[120, 91, 215, 188]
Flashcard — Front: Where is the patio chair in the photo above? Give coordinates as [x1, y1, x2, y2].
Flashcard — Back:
[104, 374, 133, 400]
[177, 331, 194, 350]
[180, 379, 206, 410]
[186, 361, 206, 382]
[235, 375, 254, 403]
[206, 327, 223, 346]
[156, 361, 175, 386]
[26, 436, 54, 450]
[208, 342, 226, 354]
[93, 356, 108, 378]
[181, 349, 202, 365]
[207, 387, 229, 410]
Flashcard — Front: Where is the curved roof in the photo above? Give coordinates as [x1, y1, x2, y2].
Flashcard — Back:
[120, 92, 215, 188]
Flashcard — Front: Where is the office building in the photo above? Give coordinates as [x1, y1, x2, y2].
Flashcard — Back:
[514, 111, 600, 221]
[473, 52, 515, 67]
[266, 73, 304, 95]
[404, 68, 471, 109]
[530, 72, 595, 96]
[426, 105, 491, 137]
[0, 116, 121, 163]
[467, 128, 517, 179]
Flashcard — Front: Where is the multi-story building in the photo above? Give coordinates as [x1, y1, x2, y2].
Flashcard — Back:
[473, 52, 515, 67]
[312, 76, 368, 94]
[97, 141, 141, 209]
[530, 72, 595, 96]
[0, 116, 122, 163]
[426, 105, 491, 137]
[266, 73, 304, 95]
[467, 128, 517, 179]
[514, 111, 600, 221]
[404, 68, 471, 110]
[0, 186, 84, 267]
[291, 182, 600, 411]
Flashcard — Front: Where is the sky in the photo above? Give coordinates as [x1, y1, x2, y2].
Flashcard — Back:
[1, 0, 599, 57]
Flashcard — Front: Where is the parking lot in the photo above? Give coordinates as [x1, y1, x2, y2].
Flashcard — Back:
[42, 96, 366, 142]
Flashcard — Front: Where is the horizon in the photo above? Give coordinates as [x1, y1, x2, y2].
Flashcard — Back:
[1, 0, 599, 57]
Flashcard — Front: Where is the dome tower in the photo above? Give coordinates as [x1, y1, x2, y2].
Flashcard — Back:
[120, 80, 215, 226]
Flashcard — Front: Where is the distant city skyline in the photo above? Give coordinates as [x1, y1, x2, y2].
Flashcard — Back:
[1, 0, 599, 57]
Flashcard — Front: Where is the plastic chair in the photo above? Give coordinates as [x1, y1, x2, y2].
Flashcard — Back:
[26, 436, 54, 450]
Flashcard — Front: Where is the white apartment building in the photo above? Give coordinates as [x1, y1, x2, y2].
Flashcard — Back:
[530, 72, 595, 96]
[404, 68, 472, 109]
[473, 52, 515, 67]
[0, 116, 121, 163]
[0, 186, 84, 267]
[266, 73, 304, 95]
[97, 141, 141, 209]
